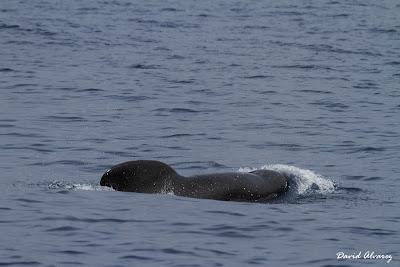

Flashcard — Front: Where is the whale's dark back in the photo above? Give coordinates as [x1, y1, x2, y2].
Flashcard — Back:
[100, 160, 288, 202]
[100, 160, 178, 192]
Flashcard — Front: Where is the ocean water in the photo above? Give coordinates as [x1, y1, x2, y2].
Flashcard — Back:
[1, 0, 399, 266]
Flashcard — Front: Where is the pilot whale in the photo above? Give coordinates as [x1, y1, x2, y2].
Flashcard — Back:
[100, 160, 288, 202]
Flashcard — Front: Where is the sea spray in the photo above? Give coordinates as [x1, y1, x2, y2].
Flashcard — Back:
[239, 164, 335, 195]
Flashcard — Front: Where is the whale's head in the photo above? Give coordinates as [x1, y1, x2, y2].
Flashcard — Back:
[100, 160, 177, 193]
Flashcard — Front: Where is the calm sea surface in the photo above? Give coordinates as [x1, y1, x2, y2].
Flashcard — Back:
[1, 0, 399, 266]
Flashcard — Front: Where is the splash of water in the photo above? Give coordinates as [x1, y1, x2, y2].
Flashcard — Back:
[239, 164, 335, 195]
[73, 184, 114, 191]
[160, 180, 174, 195]
[48, 181, 114, 191]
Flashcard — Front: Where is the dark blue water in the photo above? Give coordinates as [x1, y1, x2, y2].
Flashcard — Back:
[1, 0, 399, 266]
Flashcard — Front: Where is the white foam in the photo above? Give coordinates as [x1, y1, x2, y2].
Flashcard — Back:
[48, 181, 114, 191]
[73, 184, 115, 191]
[160, 180, 175, 195]
[239, 164, 335, 195]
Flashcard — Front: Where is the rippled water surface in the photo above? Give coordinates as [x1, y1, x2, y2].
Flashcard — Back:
[1, 0, 399, 266]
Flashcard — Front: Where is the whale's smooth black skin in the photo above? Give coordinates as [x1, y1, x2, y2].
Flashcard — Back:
[100, 160, 288, 202]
